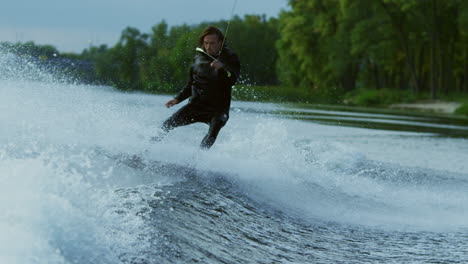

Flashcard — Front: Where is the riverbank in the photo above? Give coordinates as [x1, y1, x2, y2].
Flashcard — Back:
[279, 102, 468, 129]
[231, 85, 468, 117]
[389, 101, 462, 114]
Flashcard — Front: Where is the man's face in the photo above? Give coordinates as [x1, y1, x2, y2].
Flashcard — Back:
[203, 34, 222, 56]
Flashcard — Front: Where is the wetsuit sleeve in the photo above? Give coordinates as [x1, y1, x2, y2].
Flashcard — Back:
[220, 53, 240, 86]
[174, 68, 193, 102]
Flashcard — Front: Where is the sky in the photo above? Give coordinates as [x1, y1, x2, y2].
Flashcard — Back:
[0, 0, 289, 53]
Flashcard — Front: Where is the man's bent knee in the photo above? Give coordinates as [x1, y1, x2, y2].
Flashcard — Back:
[199, 114, 227, 149]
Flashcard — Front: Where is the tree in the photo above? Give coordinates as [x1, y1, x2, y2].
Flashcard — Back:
[277, 0, 360, 100]
[277, 0, 468, 100]
[112, 27, 148, 90]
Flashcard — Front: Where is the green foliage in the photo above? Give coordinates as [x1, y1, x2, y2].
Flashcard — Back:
[9, 3, 467, 107]
[277, 0, 361, 95]
[0, 41, 100, 83]
[112, 27, 149, 90]
[455, 103, 468, 116]
[232, 85, 342, 104]
[0, 41, 59, 59]
[228, 15, 280, 85]
[344, 88, 415, 107]
[277, 0, 468, 99]
[77, 15, 281, 93]
[169, 26, 199, 87]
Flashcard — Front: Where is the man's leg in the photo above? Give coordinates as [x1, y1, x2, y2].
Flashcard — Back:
[200, 113, 228, 149]
[151, 105, 196, 142]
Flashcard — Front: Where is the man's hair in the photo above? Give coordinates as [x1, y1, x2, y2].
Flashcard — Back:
[198, 26, 225, 47]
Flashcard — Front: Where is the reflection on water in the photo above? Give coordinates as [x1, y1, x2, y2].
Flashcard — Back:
[232, 102, 468, 137]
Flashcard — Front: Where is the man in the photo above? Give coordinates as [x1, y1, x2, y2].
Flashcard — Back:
[153, 26, 240, 149]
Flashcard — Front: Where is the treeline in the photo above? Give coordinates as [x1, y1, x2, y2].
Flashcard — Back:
[71, 15, 279, 94]
[0, 41, 96, 83]
[3, 0, 468, 104]
[0, 41, 59, 59]
[277, 0, 468, 101]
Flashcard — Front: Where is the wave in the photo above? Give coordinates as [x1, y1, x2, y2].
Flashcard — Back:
[2, 50, 468, 263]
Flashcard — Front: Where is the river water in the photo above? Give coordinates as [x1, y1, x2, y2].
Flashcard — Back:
[1, 51, 468, 263]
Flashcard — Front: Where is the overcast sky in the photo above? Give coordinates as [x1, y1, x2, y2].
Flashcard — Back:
[0, 0, 289, 53]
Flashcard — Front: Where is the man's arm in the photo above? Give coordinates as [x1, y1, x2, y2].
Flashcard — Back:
[165, 68, 193, 108]
[215, 50, 240, 86]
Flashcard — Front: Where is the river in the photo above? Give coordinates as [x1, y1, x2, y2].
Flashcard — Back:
[1, 51, 468, 263]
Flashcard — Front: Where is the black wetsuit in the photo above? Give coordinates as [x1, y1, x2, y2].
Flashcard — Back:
[160, 46, 240, 149]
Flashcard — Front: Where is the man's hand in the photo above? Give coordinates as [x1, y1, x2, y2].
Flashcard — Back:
[165, 98, 180, 108]
[210, 60, 223, 71]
